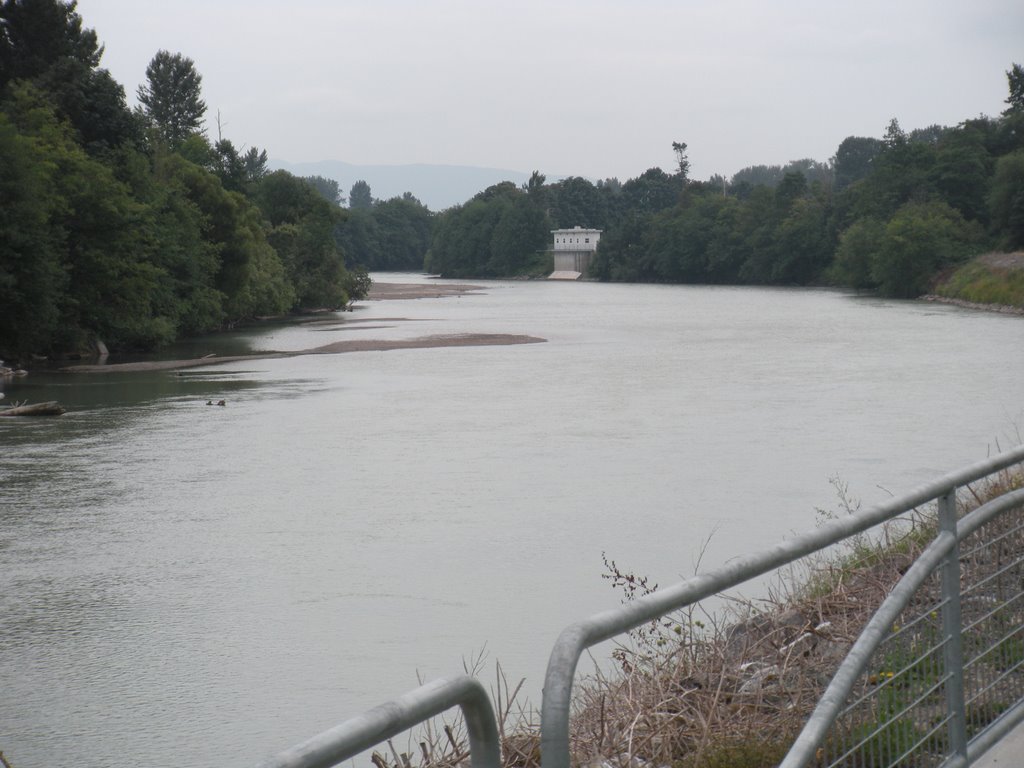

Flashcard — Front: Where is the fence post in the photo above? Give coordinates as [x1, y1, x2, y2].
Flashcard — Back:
[939, 488, 968, 761]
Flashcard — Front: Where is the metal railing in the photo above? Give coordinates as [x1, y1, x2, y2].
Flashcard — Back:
[255, 676, 499, 768]
[254, 444, 1024, 768]
[780, 485, 1024, 767]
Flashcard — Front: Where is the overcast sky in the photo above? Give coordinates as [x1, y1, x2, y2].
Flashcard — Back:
[78, 0, 1023, 182]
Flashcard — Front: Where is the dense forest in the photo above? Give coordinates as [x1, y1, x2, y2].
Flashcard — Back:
[3, 2, 1023, 366]
[347, 63, 1024, 295]
[420, 71, 1024, 294]
[0, 0, 369, 364]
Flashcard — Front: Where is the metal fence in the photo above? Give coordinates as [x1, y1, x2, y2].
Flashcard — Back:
[254, 445, 1024, 768]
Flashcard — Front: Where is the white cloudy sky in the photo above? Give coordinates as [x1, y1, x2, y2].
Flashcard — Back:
[79, 0, 1023, 182]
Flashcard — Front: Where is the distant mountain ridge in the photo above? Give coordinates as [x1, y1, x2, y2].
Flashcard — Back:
[268, 159, 539, 211]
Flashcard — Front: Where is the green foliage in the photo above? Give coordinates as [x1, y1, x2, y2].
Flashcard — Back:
[0, 0, 139, 154]
[4, 4, 1023, 360]
[988, 150, 1024, 249]
[0, 106, 67, 359]
[0, 2, 367, 363]
[676, 739, 790, 768]
[829, 218, 885, 289]
[833, 136, 883, 191]
[1, 85, 172, 352]
[137, 49, 206, 146]
[0, 0, 100, 87]
[254, 170, 348, 308]
[349, 179, 373, 210]
[931, 125, 993, 223]
[731, 158, 834, 191]
[871, 201, 983, 298]
[343, 264, 372, 302]
[428, 183, 551, 278]
[621, 167, 681, 214]
[1004, 62, 1024, 116]
[369, 195, 434, 270]
[301, 174, 341, 205]
[545, 176, 612, 230]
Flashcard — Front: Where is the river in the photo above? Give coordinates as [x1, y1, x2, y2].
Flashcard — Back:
[2, 274, 1023, 767]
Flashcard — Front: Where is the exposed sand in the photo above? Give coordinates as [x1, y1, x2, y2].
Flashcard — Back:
[61, 283, 545, 373]
[366, 282, 485, 300]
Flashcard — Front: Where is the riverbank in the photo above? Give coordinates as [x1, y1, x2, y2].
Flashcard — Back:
[925, 251, 1024, 314]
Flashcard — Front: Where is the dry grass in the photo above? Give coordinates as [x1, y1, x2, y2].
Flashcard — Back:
[373, 466, 1024, 768]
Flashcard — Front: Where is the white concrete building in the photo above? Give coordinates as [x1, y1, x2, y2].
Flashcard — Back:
[550, 226, 602, 280]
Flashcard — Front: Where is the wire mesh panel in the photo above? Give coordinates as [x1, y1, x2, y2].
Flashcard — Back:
[959, 503, 1024, 743]
[797, 484, 1024, 768]
[817, 569, 951, 768]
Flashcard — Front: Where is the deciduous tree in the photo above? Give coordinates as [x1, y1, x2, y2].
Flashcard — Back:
[349, 179, 372, 209]
[137, 49, 206, 145]
[1004, 62, 1024, 115]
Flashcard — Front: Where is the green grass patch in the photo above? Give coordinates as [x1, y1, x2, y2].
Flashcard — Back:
[936, 260, 1024, 308]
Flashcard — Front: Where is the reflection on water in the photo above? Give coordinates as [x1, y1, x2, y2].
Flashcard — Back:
[1, 275, 1023, 767]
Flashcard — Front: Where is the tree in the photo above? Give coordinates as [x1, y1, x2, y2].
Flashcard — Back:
[0, 0, 100, 87]
[524, 170, 546, 202]
[0, 106, 66, 360]
[1004, 63, 1024, 115]
[672, 140, 690, 181]
[254, 170, 349, 308]
[883, 117, 907, 149]
[622, 168, 681, 215]
[988, 150, 1024, 249]
[930, 126, 992, 223]
[731, 164, 784, 189]
[301, 175, 341, 205]
[547, 176, 609, 229]
[830, 218, 885, 289]
[137, 49, 206, 145]
[871, 201, 982, 298]
[0, 0, 138, 152]
[487, 195, 549, 276]
[242, 146, 268, 183]
[212, 137, 244, 191]
[371, 195, 434, 270]
[349, 179, 372, 209]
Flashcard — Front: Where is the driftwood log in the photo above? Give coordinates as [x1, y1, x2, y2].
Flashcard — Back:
[0, 401, 66, 416]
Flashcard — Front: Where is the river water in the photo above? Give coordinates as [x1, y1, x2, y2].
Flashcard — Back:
[2, 275, 1023, 768]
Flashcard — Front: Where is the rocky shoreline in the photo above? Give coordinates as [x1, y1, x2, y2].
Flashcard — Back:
[920, 294, 1024, 316]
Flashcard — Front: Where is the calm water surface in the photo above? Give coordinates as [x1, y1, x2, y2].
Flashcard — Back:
[2, 275, 1023, 767]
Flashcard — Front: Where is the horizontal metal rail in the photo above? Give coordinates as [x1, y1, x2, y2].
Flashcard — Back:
[255, 675, 500, 768]
[539, 443, 1024, 768]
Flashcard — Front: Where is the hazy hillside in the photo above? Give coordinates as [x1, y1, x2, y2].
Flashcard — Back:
[269, 159, 538, 211]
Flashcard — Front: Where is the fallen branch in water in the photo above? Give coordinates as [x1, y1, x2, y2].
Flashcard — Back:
[0, 400, 66, 416]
